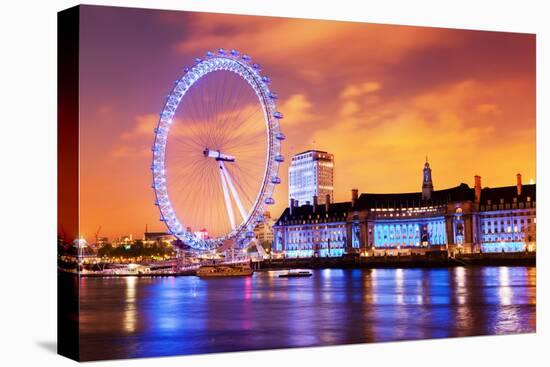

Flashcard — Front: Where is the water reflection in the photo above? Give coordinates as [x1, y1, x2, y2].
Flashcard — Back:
[499, 267, 512, 306]
[78, 266, 536, 361]
[124, 276, 137, 333]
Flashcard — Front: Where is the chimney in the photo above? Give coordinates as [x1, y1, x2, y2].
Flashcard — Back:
[295, 200, 299, 208]
[313, 195, 318, 213]
[517, 173, 522, 196]
[290, 198, 295, 215]
[351, 189, 358, 208]
[474, 175, 481, 203]
[325, 194, 330, 212]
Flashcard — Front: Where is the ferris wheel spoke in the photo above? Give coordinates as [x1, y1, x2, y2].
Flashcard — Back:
[221, 107, 262, 147]
[219, 75, 249, 133]
[222, 125, 264, 151]
[170, 130, 204, 153]
[212, 71, 228, 135]
[220, 77, 252, 144]
[224, 136, 266, 153]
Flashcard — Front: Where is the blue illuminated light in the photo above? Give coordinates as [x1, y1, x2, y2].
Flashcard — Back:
[373, 218, 446, 248]
[481, 241, 526, 253]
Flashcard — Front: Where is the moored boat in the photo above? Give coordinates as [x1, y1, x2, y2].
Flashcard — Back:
[196, 264, 253, 278]
[278, 270, 312, 278]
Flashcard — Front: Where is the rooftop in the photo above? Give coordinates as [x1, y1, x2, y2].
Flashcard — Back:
[480, 184, 536, 204]
[293, 149, 329, 157]
[357, 183, 474, 209]
[274, 183, 536, 225]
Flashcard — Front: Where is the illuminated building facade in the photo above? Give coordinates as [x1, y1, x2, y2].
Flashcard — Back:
[143, 232, 174, 246]
[273, 199, 348, 258]
[289, 150, 334, 206]
[273, 161, 536, 257]
[194, 229, 209, 241]
[112, 234, 133, 248]
[477, 174, 536, 253]
[253, 211, 275, 245]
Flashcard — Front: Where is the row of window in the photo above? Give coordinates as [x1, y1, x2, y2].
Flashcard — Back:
[285, 242, 345, 251]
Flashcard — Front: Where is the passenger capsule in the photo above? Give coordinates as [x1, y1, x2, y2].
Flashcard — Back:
[194, 57, 202, 64]
[245, 231, 256, 239]
[231, 49, 239, 57]
[275, 154, 284, 162]
[218, 48, 227, 55]
[268, 91, 278, 100]
[273, 111, 284, 119]
[242, 54, 251, 61]
[265, 197, 275, 205]
[271, 176, 281, 184]
[206, 51, 214, 58]
[276, 132, 286, 140]
[252, 63, 261, 70]
[261, 76, 271, 83]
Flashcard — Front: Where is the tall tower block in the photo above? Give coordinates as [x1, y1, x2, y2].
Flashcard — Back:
[288, 150, 334, 206]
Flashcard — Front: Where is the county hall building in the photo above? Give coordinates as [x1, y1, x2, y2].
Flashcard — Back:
[272, 160, 536, 257]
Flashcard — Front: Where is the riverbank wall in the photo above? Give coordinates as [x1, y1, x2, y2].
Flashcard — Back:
[60, 252, 535, 277]
[258, 252, 535, 270]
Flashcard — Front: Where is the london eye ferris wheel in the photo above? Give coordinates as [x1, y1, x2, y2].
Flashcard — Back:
[151, 49, 285, 251]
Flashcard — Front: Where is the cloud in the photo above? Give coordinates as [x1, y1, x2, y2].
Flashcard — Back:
[97, 104, 113, 115]
[172, 14, 458, 83]
[278, 94, 314, 126]
[475, 103, 502, 114]
[340, 81, 382, 99]
[111, 145, 151, 158]
[338, 81, 383, 117]
[309, 78, 525, 198]
[112, 114, 158, 158]
[120, 114, 158, 140]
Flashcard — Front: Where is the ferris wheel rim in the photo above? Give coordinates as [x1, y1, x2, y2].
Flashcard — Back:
[151, 50, 283, 250]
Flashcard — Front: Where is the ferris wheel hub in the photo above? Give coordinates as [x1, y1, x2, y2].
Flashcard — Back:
[203, 148, 236, 162]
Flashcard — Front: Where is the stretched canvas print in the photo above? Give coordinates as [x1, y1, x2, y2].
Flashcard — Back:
[58, 4, 536, 362]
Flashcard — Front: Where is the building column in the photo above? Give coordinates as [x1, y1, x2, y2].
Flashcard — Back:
[346, 222, 353, 254]
[445, 215, 455, 245]
[464, 214, 473, 245]
[360, 221, 368, 253]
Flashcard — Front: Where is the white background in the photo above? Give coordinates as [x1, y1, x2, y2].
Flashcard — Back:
[0, 0, 548, 366]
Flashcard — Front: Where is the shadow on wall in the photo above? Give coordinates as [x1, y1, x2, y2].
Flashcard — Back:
[36, 340, 57, 354]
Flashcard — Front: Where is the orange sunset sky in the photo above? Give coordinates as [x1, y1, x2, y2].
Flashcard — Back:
[77, 5, 535, 242]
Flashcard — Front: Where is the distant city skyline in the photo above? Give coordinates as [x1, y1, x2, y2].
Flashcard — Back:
[77, 6, 535, 242]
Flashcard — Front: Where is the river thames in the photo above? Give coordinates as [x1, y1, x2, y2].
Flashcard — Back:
[77, 266, 536, 361]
